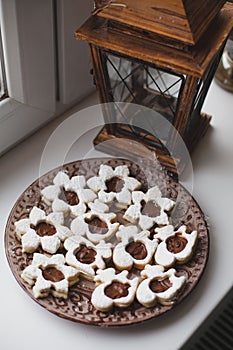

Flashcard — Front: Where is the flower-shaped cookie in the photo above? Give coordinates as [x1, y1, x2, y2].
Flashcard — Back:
[21, 253, 79, 299]
[113, 225, 158, 270]
[41, 171, 97, 217]
[123, 186, 175, 230]
[136, 265, 186, 307]
[91, 268, 139, 312]
[154, 225, 198, 268]
[64, 235, 112, 280]
[87, 164, 141, 208]
[70, 199, 119, 244]
[14, 206, 72, 254]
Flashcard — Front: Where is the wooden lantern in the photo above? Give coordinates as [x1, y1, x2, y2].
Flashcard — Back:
[76, 1, 233, 175]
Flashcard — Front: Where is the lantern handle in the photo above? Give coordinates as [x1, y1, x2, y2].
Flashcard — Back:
[92, 1, 127, 16]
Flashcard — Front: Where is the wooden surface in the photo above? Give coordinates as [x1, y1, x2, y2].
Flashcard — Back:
[93, 111, 211, 176]
[93, 125, 180, 175]
[97, 0, 226, 45]
[76, 3, 233, 77]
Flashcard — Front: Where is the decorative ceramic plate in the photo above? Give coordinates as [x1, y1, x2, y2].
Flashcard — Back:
[5, 158, 209, 327]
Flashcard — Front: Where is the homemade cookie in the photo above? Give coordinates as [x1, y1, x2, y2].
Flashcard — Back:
[113, 225, 158, 270]
[136, 265, 186, 307]
[64, 235, 112, 280]
[154, 225, 198, 268]
[87, 164, 141, 208]
[91, 268, 139, 312]
[70, 199, 119, 244]
[123, 185, 175, 230]
[14, 206, 72, 254]
[41, 171, 96, 217]
[21, 253, 79, 299]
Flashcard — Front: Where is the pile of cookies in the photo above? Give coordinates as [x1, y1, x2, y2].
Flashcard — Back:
[15, 164, 198, 312]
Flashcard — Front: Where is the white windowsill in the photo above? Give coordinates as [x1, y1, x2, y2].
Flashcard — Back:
[0, 97, 52, 154]
[1, 82, 233, 350]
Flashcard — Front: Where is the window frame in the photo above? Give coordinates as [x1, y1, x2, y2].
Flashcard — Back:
[0, 0, 94, 155]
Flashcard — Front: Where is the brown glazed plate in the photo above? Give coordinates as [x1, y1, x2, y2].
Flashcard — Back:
[4, 158, 209, 327]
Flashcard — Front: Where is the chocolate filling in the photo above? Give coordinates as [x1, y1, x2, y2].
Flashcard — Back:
[105, 177, 125, 193]
[149, 278, 172, 293]
[166, 234, 187, 254]
[31, 222, 56, 237]
[59, 187, 79, 206]
[108, 205, 130, 226]
[126, 241, 147, 260]
[105, 281, 130, 299]
[86, 217, 108, 235]
[75, 245, 97, 264]
[141, 200, 161, 217]
[42, 267, 65, 282]
[115, 210, 131, 226]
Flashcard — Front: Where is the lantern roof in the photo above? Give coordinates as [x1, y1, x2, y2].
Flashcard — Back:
[96, 0, 226, 45]
[76, 3, 233, 77]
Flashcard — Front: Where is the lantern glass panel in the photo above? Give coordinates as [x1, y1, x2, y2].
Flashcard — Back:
[105, 51, 185, 126]
[104, 51, 185, 145]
